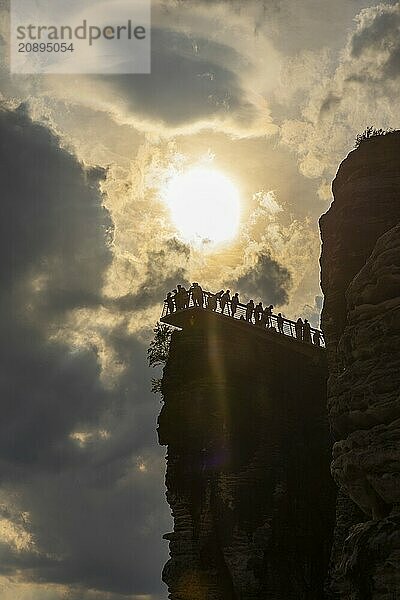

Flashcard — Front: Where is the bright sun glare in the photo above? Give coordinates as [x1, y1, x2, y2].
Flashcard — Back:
[164, 167, 241, 246]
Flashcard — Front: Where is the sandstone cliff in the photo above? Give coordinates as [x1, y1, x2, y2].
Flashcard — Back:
[320, 132, 400, 598]
[158, 314, 335, 599]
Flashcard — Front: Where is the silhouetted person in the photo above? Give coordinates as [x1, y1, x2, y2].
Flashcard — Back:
[277, 312, 284, 334]
[260, 305, 268, 328]
[175, 285, 183, 311]
[254, 302, 263, 325]
[207, 293, 217, 311]
[218, 290, 226, 313]
[295, 317, 303, 340]
[303, 319, 312, 343]
[197, 283, 204, 308]
[190, 283, 196, 306]
[313, 329, 322, 347]
[221, 290, 231, 315]
[181, 286, 189, 309]
[246, 299, 254, 323]
[165, 292, 175, 314]
[231, 292, 239, 317]
[191, 282, 204, 307]
[263, 304, 273, 327]
[216, 290, 224, 312]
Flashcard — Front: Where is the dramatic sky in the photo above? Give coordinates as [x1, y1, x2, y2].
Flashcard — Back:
[0, 0, 399, 598]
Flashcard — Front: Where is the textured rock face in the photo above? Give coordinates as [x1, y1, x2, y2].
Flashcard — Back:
[158, 313, 335, 600]
[320, 134, 400, 366]
[320, 133, 400, 598]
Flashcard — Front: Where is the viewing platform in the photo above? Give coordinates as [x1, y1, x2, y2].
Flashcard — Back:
[160, 289, 325, 349]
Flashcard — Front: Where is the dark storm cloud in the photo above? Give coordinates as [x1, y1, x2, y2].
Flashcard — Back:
[319, 93, 342, 118]
[235, 252, 291, 305]
[350, 9, 400, 60]
[113, 238, 191, 311]
[382, 44, 400, 79]
[318, 5, 400, 116]
[349, 6, 400, 81]
[166, 0, 283, 16]
[0, 328, 109, 468]
[0, 103, 112, 465]
[0, 106, 169, 597]
[0, 104, 110, 294]
[13, 333, 169, 597]
[100, 28, 253, 127]
[3, 333, 168, 597]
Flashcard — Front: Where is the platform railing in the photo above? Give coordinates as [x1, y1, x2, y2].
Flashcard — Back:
[161, 290, 325, 348]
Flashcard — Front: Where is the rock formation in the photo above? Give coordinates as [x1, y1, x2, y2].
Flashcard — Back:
[320, 132, 400, 598]
[158, 313, 335, 599]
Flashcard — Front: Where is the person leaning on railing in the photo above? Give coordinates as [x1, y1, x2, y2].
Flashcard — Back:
[254, 301, 263, 324]
[231, 292, 239, 316]
[220, 290, 231, 315]
[303, 319, 312, 343]
[263, 304, 273, 327]
[312, 329, 322, 347]
[245, 299, 254, 322]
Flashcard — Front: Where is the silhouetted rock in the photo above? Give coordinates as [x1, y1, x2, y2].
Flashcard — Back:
[158, 312, 335, 599]
[320, 133, 400, 598]
[320, 132, 400, 367]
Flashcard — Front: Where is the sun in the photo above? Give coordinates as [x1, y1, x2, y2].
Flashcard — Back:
[163, 167, 241, 246]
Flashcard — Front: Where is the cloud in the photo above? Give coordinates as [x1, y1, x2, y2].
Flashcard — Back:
[235, 252, 292, 305]
[0, 103, 114, 465]
[37, 1, 279, 138]
[280, 3, 400, 181]
[341, 3, 400, 85]
[0, 104, 110, 292]
[297, 295, 323, 328]
[228, 190, 320, 313]
[101, 29, 252, 128]
[319, 93, 342, 118]
[0, 576, 161, 600]
[112, 239, 191, 311]
[350, 4, 400, 61]
[0, 106, 170, 597]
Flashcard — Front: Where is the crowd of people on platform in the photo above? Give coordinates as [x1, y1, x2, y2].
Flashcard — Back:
[164, 283, 323, 346]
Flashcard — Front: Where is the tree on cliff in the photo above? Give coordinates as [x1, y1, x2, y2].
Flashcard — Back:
[354, 126, 394, 148]
[147, 322, 173, 394]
